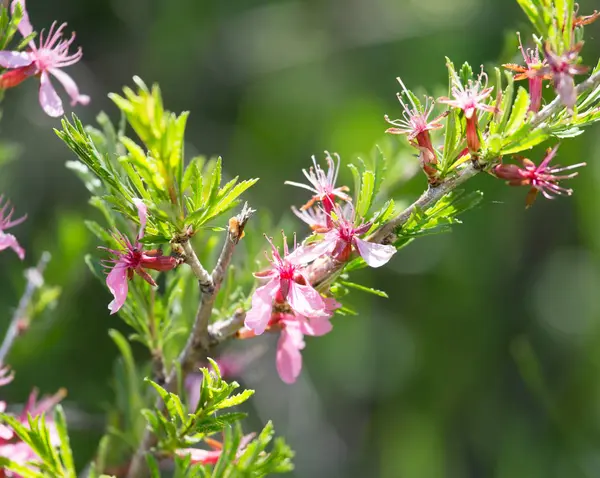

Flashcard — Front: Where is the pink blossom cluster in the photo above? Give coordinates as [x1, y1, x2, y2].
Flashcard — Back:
[0, 0, 88, 117]
[0, 366, 64, 477]
[244, 154, 397, 383]
[0, 196, 26, 260]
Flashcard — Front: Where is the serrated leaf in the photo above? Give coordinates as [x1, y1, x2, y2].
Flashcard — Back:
[357, 170, 375, 217]
[505, 87, 530, 136]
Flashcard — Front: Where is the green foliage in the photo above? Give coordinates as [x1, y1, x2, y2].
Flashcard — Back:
[0, 406, 76, 478]
[515, 0, 575, 53]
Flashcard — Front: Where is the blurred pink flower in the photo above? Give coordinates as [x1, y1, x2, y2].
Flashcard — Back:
[539, 42, 589, 111]
[0, 0, 89, 117]
[0, 196, 26, 260]
[438, 68, 495, 152]
[291, 205, 329, 233]
[245, 234, 328, 336]
[0, 386, 65, 477]
[102, 199, 179, 314]
[302, 205, 396, 268]
[285, 152, 351, 220]
[503, 33, 551, 112]
[494, 145, 586, 207]
[176, 433, 255, 465]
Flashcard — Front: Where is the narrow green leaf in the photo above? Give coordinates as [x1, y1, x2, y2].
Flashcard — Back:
[357, 170, 375, 218]
[338, 280, 388, 298]
[505, 86, 530, 136]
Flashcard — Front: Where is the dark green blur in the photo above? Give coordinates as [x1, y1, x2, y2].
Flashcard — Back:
[1, 0, 600, 476]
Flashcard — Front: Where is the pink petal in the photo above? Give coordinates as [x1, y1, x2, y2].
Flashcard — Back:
[39, 71, 64, 117]
[353, 237, 396, 268]
[0, 50, 32, 68]
[10, 0, 33, 38]
[287, 280, 326, 318]
[48, 67, 90, 106]
[276, 326, 305, 384]
[237, 433, 256, 453]
[176, 448, 222, 465]
[106, 264, 129, 314]
[0, 231, 25, 259]
[299, 315, 332, 336]
[132, 197, 147, 241]
[244, 279, 279, 335]
[292, 234, 336, 264]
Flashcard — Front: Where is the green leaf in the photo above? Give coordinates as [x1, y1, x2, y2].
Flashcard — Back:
[338, 280, 388, 298]
[357, 169, 375, 218]
[501, 126, 550, 154]
[54, 405, 75, 476]
[505, 87, 530, 136]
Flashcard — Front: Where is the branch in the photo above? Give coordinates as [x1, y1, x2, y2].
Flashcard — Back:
[126, 205, 254, 478]
[0, 252, 51, 366]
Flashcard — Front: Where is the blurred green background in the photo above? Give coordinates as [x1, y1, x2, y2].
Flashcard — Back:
[1, 0, 600, 476]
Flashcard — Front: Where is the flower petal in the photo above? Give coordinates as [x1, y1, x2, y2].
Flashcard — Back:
[300, 315, 332, 336]
[276, 326, 304, 384]
[175, 448, 222, 465]
[0, 231, 25, 259]
[39, 71, 64, 117]
[244, 279, 279, 335]
[0, 50, 32, 68]
[11, 0, 33, 38]
[287, 280, 326, 318]
[48, 67, 90, 106]
[106, 264, 129, 314]
[290, 233, 336, 264]
[353, 237, 396, 268]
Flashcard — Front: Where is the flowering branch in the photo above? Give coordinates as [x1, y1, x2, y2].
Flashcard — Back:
[0, 251, 51, 365]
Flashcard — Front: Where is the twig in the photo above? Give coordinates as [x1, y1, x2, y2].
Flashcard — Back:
[126, 205, 254, 478]
[0, 252, 51, 366]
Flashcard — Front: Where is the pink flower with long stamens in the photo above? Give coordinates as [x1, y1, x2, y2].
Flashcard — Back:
[503, 33, 551, 112]
[494, 145, 586, 207]
[385, 77, 445, 182]
[102, 199, 179, 314]
[176, 433, 256, 465]
[0, 0, 89, 117]
[274, 297, 339, 383]
[0, 196, 26, 260]
[244, 234, 328, 336]
[303, 205, 396, 268]
[538, 42, 589, 112]
[438, 67, 495, 153]
[285, 152, 352, 216]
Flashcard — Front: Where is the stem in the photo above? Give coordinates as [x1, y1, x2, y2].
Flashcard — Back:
[0, 252, 51, 366]
[126, 205, 254, 478]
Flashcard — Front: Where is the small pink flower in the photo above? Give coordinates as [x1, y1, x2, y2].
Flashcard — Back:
[244, 234, 328, 336]
[176, 433, 255, 465]
[503, 33, 551, 112]
[385, 77, 445, 182]
[102, 199, 179, 314]
[0, 196, 26, 260]
[274, 297, 339, 384]
[291, 205, 329, 233]
[285, 152, 352, 216]
[494, 145, 586, 207]
[0, 0, 89, 117]
[539, 42, 589, 111]
[303, 205, 396, 268]
[438, 67, 495, 152]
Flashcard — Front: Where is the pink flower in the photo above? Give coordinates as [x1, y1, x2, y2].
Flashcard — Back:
[0, 0, 89, 117]
[291, 205, 329, 233]
[102, 199, 179, 314]
[539, 42, 589, 111]
[494, 145, 586, 207]
[274, 297, 339, 384]
[385, 77, 445, 182]
[0, 196, 26, 260]
[176, 433, 255, 465]
[303, 205, 396, 268]
[438, 68, 495, 152]
[0, 387, 65, 477]
[503, 33, 551, 112]
[285, 152, 352, 217]
[244, 234, 328, 336]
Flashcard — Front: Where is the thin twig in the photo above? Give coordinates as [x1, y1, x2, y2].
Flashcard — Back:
[126, 205, 254, 478]
[0, 252, 51, 366]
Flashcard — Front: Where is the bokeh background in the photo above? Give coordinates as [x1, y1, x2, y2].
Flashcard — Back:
[1, 0, 600, 476]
